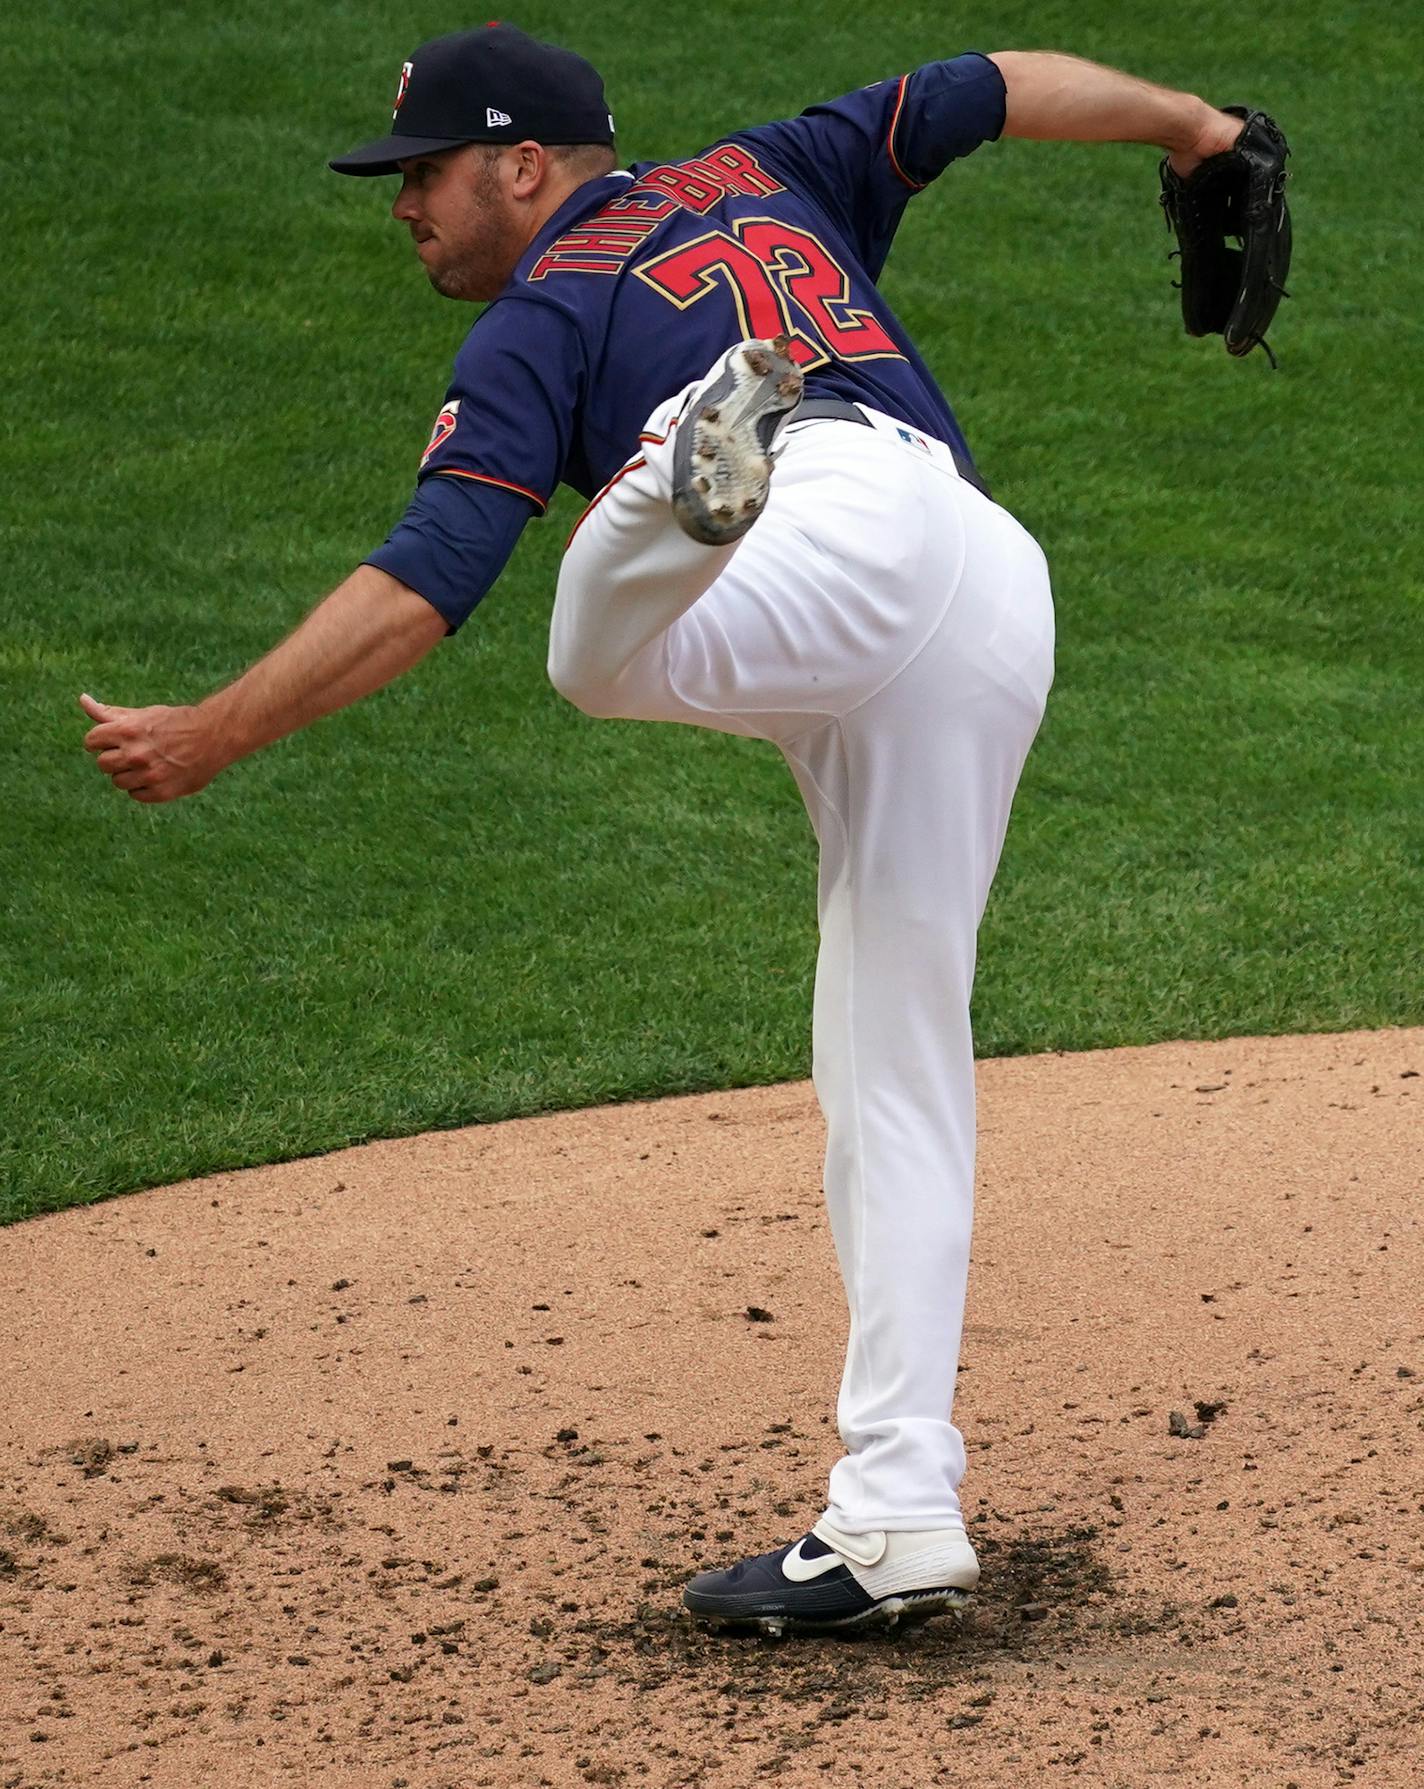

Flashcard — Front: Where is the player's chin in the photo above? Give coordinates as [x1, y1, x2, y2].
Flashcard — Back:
[423, 253, 496, 303]
[433, 276, 493, 302]
[426, 266, 469, 300]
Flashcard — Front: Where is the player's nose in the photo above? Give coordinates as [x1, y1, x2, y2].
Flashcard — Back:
[391, 181, 420, 223]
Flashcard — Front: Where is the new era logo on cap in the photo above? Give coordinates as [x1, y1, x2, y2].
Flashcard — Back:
[487, 107, 512, 127]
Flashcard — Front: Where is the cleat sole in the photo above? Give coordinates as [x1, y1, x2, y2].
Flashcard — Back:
[685, 1587, 973, 1640]
[671, 338, 804, 546]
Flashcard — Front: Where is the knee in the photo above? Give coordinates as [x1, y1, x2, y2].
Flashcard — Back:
[546, 649, 624, 719]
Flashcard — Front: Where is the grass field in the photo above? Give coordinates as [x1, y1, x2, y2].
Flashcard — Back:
[4, 2, 1420, 1222]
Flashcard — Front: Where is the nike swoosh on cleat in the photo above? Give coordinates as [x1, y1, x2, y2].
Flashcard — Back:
[779, 1539, 847, 1583]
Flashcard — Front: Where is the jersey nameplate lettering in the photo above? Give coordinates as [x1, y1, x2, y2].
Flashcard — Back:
[529, 145, 786, 280]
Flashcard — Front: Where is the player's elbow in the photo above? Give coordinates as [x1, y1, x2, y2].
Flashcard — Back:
[987, 49, 1090, 141]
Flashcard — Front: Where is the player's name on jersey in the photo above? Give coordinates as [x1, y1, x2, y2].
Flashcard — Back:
[529, 146, 786, 280]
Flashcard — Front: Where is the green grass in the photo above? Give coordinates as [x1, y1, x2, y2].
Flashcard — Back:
[4, 2, 1421, 1222]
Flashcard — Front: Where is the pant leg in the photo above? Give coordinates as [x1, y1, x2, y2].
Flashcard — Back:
[550, 399, 1054, 1532]
[549, 399, 943, 736]
[547, 386, 743, 723]
[782, 483, 1054, 1531]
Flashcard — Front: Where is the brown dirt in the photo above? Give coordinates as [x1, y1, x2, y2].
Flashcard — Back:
[1, 1026, 1421, 1789]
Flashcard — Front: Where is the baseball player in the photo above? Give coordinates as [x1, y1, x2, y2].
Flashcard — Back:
[80, 24, 1284, 1636]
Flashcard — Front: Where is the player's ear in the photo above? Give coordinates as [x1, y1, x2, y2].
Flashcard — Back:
[510, 140, 547, 198]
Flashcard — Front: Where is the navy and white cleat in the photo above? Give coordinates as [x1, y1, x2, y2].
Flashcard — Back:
[671, 335, 805, 546]
[682, 1517, 978, 1638]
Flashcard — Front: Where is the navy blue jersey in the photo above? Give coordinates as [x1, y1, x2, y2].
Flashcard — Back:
[369, 52, 1007, 629]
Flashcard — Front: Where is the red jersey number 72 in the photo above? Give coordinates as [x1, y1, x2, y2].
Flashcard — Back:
[634, 218, 903, 373]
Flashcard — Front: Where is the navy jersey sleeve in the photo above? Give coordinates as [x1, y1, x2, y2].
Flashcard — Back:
[731, 51, 1006, 278]
[365, 474, 532, 632]
[366, 293, 587, 630]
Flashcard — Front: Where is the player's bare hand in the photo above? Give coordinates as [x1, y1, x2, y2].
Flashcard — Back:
[79, 693, 221, 804]
[1167, 107, 1246, 179]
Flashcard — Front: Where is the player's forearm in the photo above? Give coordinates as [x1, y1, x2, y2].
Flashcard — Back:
[199, 564, 449, 769]
[988, 50, 1216, 156]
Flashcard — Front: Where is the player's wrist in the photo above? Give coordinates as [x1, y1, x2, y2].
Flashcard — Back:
[191, 690, 248, 775]
[1165, 100, 1243, 176]
[1159, 94, 1211, 154]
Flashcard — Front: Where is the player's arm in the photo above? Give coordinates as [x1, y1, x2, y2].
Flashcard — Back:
[80, 566, 450, 803]
[82, 298, 579, 805]
[987, 51, 1242, 176]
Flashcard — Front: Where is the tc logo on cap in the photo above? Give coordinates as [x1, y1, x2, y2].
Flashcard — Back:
[392, 60, 413, 120]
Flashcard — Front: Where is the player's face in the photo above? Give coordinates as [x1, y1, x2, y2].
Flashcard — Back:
[392, 146, 527, 302]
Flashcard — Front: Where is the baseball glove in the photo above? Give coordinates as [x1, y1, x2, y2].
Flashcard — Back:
[1158, 106, 1292, 367]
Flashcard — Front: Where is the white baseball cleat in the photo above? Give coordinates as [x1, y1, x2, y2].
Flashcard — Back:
[671, 335, 805, 546]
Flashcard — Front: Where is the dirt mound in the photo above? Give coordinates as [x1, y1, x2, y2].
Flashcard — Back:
[2, 1027, 1421, 1786]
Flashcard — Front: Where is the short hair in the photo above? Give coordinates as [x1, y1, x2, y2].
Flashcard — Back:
[470, 140, 617, 180]
[545, 142, 619, 179]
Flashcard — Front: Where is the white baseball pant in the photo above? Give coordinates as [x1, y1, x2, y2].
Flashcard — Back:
[548, 386, 1055, 1533]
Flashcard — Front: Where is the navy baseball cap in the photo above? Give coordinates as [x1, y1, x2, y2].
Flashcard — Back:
[330, 23, 614, 176]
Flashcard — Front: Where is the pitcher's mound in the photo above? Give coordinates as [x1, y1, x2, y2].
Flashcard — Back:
[2, 1027, 1421, 1786]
